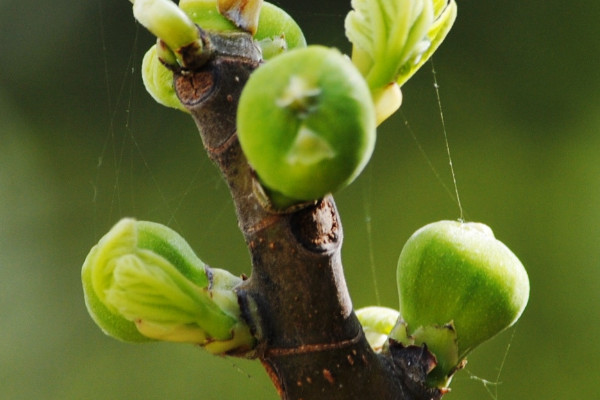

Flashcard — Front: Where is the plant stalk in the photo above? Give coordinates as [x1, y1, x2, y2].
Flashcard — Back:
[172, 28, 443, 400]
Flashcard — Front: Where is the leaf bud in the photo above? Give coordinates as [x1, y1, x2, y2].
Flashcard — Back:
[81, 218, 255, 354]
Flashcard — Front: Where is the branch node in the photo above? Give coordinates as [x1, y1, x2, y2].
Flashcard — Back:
[290, 197, 340, 254]
[265, 329, 363, 358]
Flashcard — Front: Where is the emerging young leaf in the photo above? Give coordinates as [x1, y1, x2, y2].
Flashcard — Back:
[345, 0, 457, 123]
[82, 219, 255, 355]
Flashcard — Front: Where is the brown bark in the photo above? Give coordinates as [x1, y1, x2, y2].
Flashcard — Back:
[174, 29, 443, 400]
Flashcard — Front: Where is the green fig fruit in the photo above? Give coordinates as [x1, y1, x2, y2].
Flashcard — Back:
[395, 220, 529, 387]
[237, 45, 376, 207]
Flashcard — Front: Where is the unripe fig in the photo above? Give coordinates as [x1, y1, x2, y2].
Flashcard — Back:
[237, 45, 376, 206]
[395, 220, 529, 387]
[253, 2, 306, 57]
[142, 44, 189, 112]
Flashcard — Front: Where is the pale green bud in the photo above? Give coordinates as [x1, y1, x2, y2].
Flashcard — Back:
[355, 306, 399, 352]
[133, 0, 201, 52]
[81, 218, 255, 354]
[345, 0, 457, 123]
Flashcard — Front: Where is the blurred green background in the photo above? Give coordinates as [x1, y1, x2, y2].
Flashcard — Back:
[1, 0, 598, 398]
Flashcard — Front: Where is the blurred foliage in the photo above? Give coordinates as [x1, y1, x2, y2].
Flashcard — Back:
[1, 0, 598, 398]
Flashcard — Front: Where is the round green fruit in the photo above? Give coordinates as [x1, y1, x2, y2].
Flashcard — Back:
[253, 2, 306, 58]
[396, 220, 529, 382]
[142, 45, 189, 112]
[237, 45, 376, 204]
